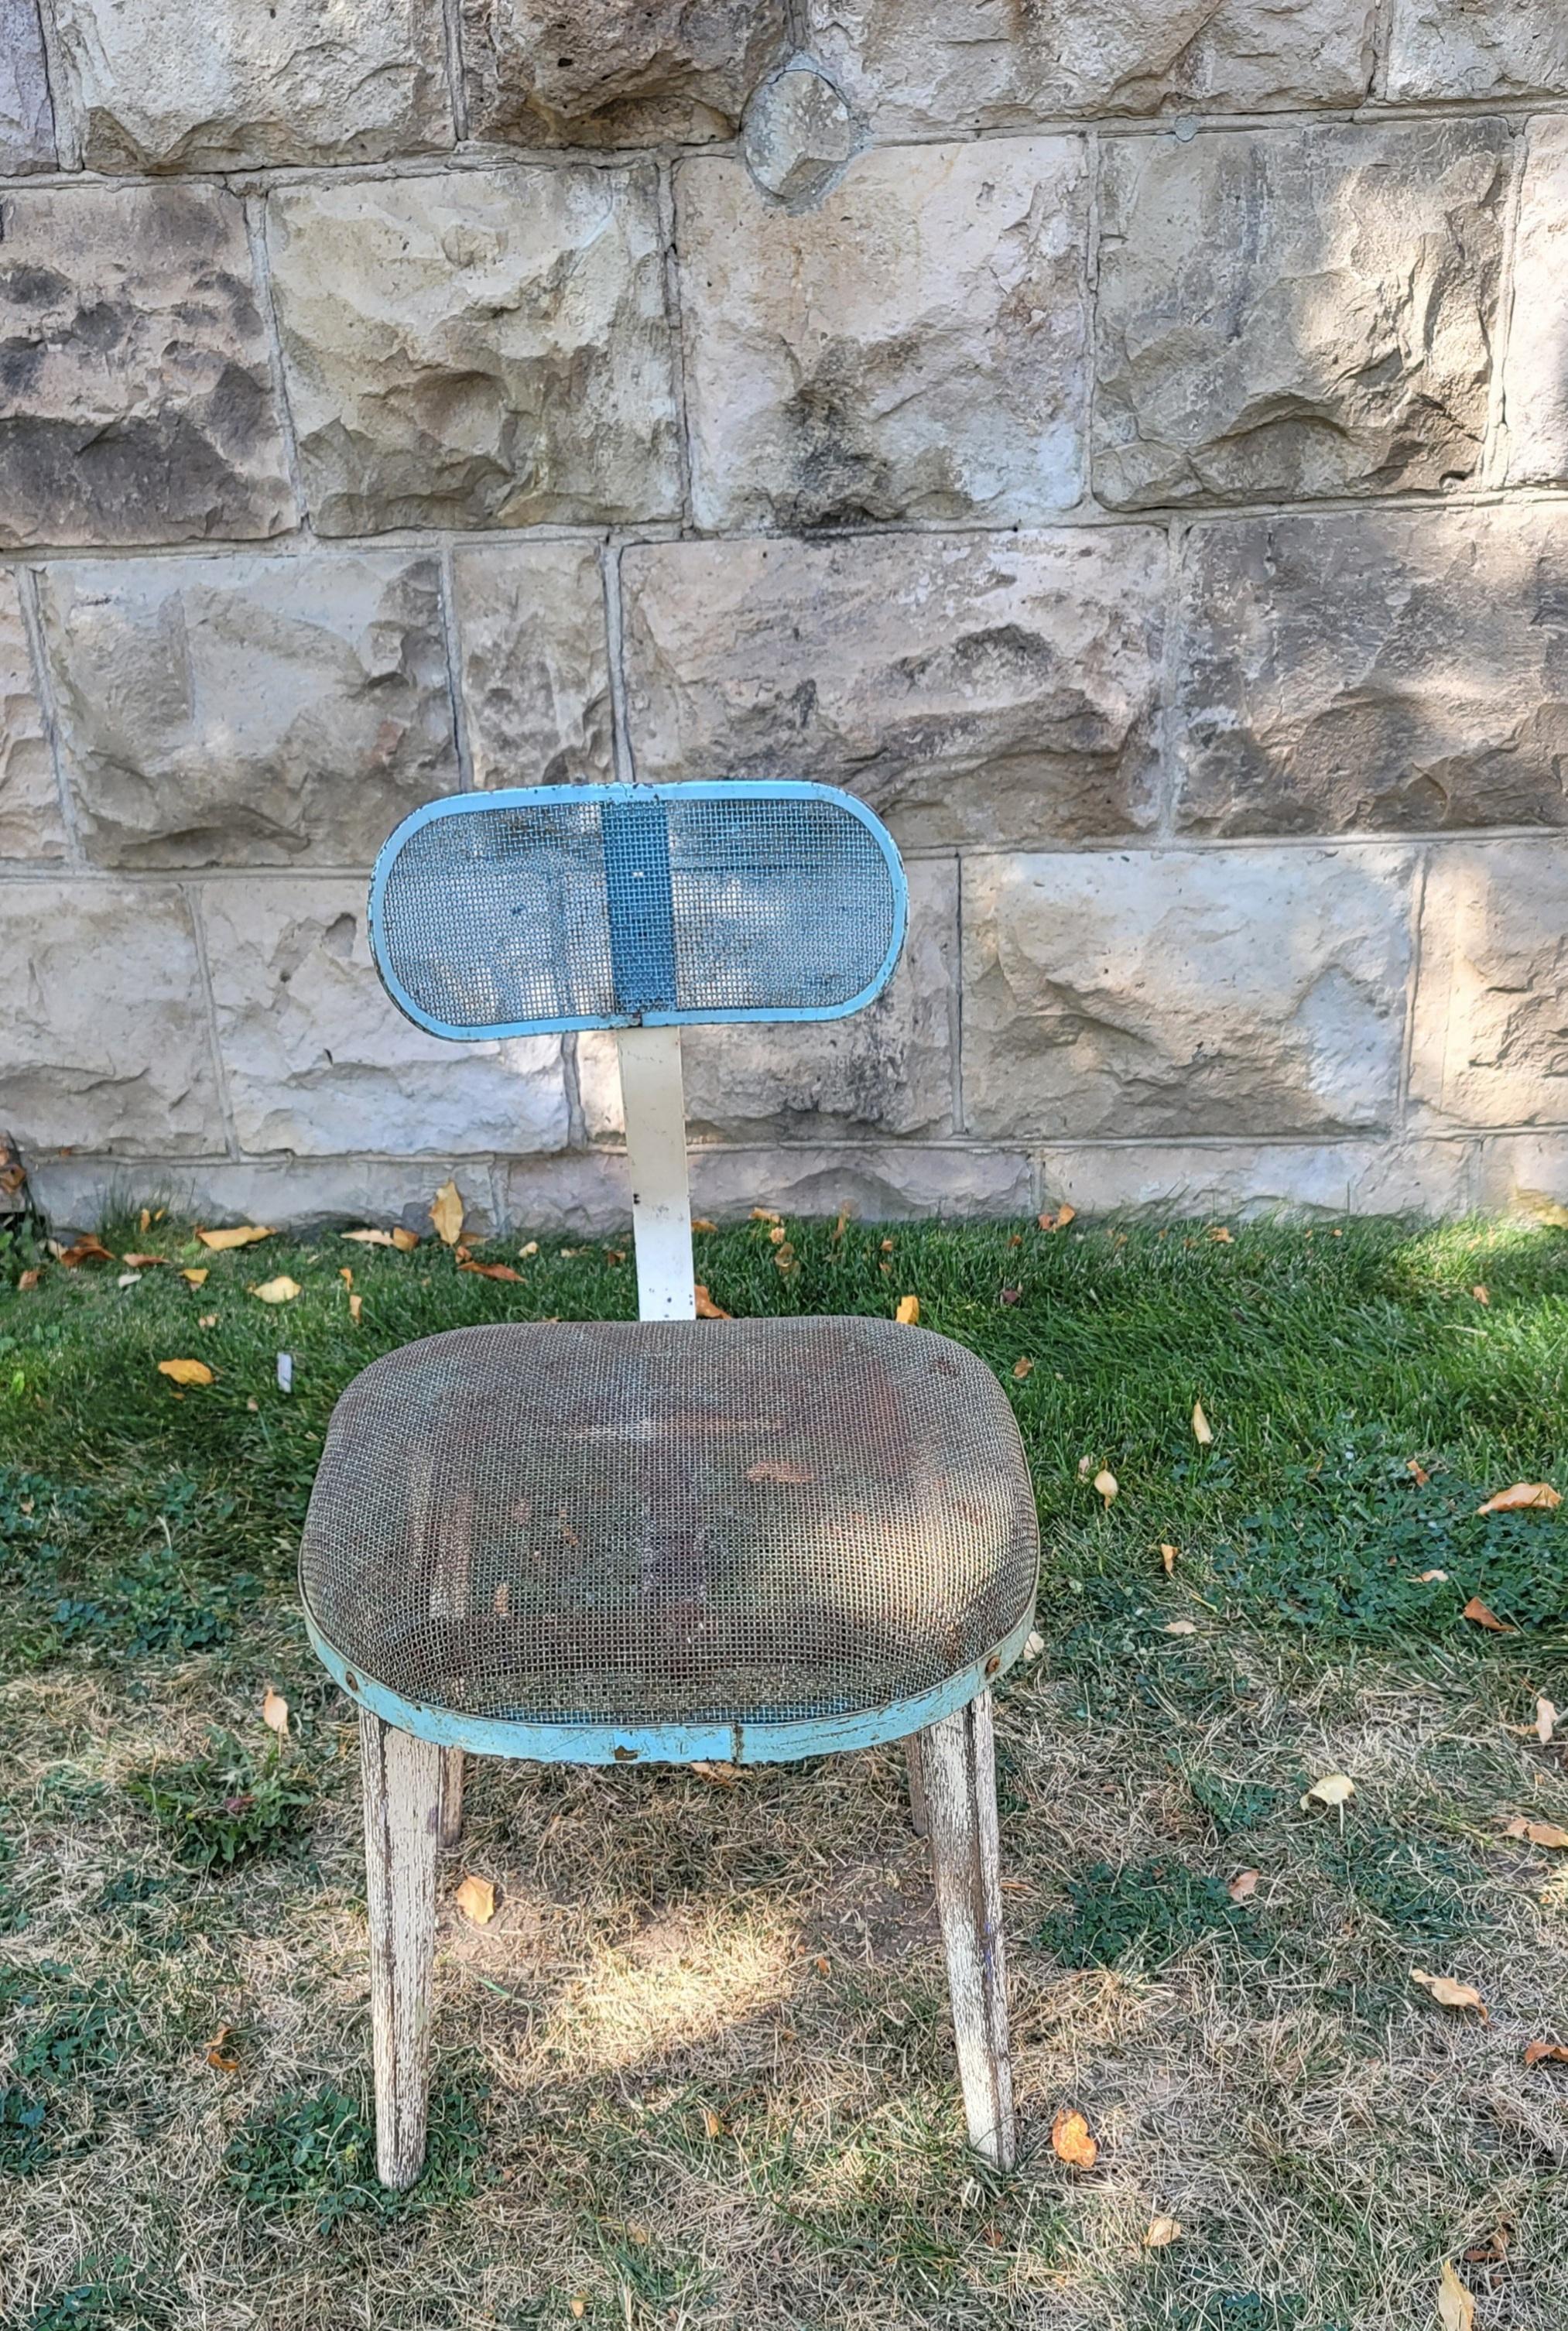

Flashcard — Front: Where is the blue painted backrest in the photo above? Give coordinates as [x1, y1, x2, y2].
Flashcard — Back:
[368, 782, 907, 1039]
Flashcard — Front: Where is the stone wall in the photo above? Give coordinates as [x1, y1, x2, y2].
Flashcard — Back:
[3, 0, 1567, 1233]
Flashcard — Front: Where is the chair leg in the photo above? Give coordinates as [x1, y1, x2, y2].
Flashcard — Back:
[437, 1746, 464, 1849]
[905, 1731, 930, 1839]
[921, 1690, 1016, 2169]
[359, 1711, 442, 2189]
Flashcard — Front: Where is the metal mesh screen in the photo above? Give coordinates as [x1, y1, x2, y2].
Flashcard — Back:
[300, 1318, 1038, 1730]
[375, 789, 899, 1033]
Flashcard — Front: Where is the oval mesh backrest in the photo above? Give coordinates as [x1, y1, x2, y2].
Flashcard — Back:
[369, 782, 906, 1039]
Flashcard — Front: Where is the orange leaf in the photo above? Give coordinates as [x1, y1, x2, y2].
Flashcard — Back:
[1471, 1284, 1490, 1304]
[180, 1267, 209, 1286]
[454, 1874, 497, 1925]
[56, 1237, 114, 1268]
[392, 1227, 419, 1252]
[459, 1258, 522, 1282]
[1012, 1357, 1035, 1380]
[1523, 2039, 1568, 2067]
[1412, 1968, 1488, 2020]
[430, 1180, 464, 1247]
[895, 1295, 920, 1325]
[1476, 1481, 1561, 1515]
[17, 1269, 39, 1290]
[1208, 1226, 1234, 1244]
[261, 1686, 289, 1740]
[751, 1208, 782, 1225]
[1093, 1468, 1117, 1506]
[1050, 2107, 1099, 2169]
[349, 1292, 363, 1326]
[700, 2104, 727, 2138]
[1407, 1457, 1431, 1487]
[157, 1358, 214, 1388]
[1037, 1204, 1077, 1233]
[1505, 1816, 1568, 1848]
[195, 1224, 273, 1251]
[120, 1253, 166, 1268]
[1227, 1868, 1259, 1902]
[1159, 1543, 1178, 1576]
[1143, 2216, 1182, 2248]
[691, 1218, 718, 1234]
[1462, 1596, 1514, 1633]
[204, 2024, 241, 2073]
[693, 1284, 731, 1320]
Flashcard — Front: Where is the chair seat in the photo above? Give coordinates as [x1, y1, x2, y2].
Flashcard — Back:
[300, 1316, 1038, 1762]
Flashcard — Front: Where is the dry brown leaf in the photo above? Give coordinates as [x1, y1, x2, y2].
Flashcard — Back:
[339, 1265, 353, 1289]
[570, 2300, 587, 2322]
[454, 1874, 497, 1925]
[1471, 1284, 1490, 1305]
[1228, 1867, 1260, 1902]
[1476, 1481, 1561, 1515]
[1191, 1400, 1214, 1446]
[693, 1284, 731, 1320]
[1012, 1357, 1035, 1380]
[1412, 1968, 1488, 2020]
[204, 2025, 241, 2074]
[196, 1224, 273, 1251]
[341, 1227, 396, 1246]
[1143, 2216, 1182, 2249]
[1301, 1774, 1355, 1811]
[1462, 1596, 1515, 1634]
[766, 1224, 787, 1245]
[16, 1268, 39, 1290]
[1523, 2039, 1568, 2067]
[1093, 1468, 1118, 1506]
[120, 1253, 166, 1268]
[1209, 1226, 1234, 1244]
[391, 1226, 418, 1251]
[1537, 1696, 1558, 1745]
[248, 1275, 301, 1304]
[689, 1761, 739, 1786]
[180, 1267, 209, 1286]
[1439, 2259, 1477, 2331]
[1160, 1543, 1179, 1576]
[1163, 1619, 1197, 1637]
[895, 1294, 920, 1325]
[700, 2105, 727, 2138]
[56, 1237, 114, 1268]
[751, 1207, 782, 1225]
[1505, 1816, 1568, 1848]
[349, 1292, 363, 1326]
[1037, 1204, 1077, 1233]
[430, 1180, 464, 1247]
[197, 1313, 217, 1329]
[746, 1460, 814, 1484]
[459, 1258, 522, 1282]
[691, 1218, 718, 1234]
[157, 1358, 214, 1388]
[261, 1686, 289, 1740]
[772, 1241, 796, 1272]
[1050, 2107, 1099, 2169]
[1408, 1457, 1431, 1487]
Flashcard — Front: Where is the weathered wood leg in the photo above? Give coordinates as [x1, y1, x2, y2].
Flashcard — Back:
[922, 1691, 1015, 2169]
[360, 1712, 442, 2189]
[905, 1731, 929, 1840]
[437, 1746, 464, 1849]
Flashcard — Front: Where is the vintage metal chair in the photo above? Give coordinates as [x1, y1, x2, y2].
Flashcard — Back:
[299, 781, 1039, 2186]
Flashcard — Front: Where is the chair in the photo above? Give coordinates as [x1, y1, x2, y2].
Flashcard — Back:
[299, 780, 1039, 2186]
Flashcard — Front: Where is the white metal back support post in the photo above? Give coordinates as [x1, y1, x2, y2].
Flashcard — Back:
[617, 1024, 697, 1321]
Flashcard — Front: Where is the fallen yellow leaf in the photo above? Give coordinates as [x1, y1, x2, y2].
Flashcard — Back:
[1505, 1816, 1568, 1849]
[339, 1265, 353, 1288]
[1462, 1596, 1514, 1634]
[693, 1284, 731, 1320]
[700, 2104, 727, 2138]
[1191, 1401, 1214, 1446]
[519, 1240, 539, 1257]
[1163, 1619, 1197, 1636]
[1012, 1357, 1035, 1380]
[204, 2024, 241, 2074]
[196, 1224, 273, 1251]
[430, 1180, 464, 1247]
[1037, 1204, 1077, 1232]
[1415, 1569, 1449, 1583]
[459, 1258, 522, 1282]
[180, 1267, 209, 1286]
[1301, 1774, 1355, 1812]
[392, 1226, 418, 1252]
[1143, 2216, 1182, 2249]
[1228, 1868, 1260, 1902]
[1159, 1543, 1179, 1576]
[1093, 1468, 1118, 1506]
[751, 1208, 782, 1225]
[262, 1686, 289, 1739]
[454, 1874, 497, 1925]
[570, 2300, 587, 2322]
[691, 1219, 717, 1234]
[341, 1227, 395, 1247]
[1438, 2260, 1476, 2331]
[157, 1358, 214, 1388]
[349, 1292, 363, 1326]
[1538, 1696, 1558, 1746]
[197, 1313, 217, 1329]
[248, 1275, 301, 1304]
[1412, 1969, 1488, 2020]
[1209, 1226, 1234, 1244]
[1050, 2107, 1098, 2169]
[1471, 1283, 1490, 1305]
[120, 1253, 166, 1268]
[688, 1761, 739, 1787]
[895, 1294, 920, 1325]
[1476, 1480, 1561, 1515]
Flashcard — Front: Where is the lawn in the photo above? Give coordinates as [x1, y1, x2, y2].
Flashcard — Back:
[1, 1205, 1566, 2330]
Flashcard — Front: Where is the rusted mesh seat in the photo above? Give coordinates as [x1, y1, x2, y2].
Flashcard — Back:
[300, 1316, 1037, 1751]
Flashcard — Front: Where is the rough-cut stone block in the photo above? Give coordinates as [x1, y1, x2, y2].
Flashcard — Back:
[0, 185, 293, 552]
[1094, 122, 1508, 510]
[50, 0, 452, 171]
[1, 881, 223, 1155]
[578, 858, 957, 1142]
[1032, 1138, 1473, 1220]
[266, 168, 681, 536]
[676, 139, 1089, 528]
[962, 846, 1414, 1140]
[0, 0, 55, 171]
[200, 882, 569, 1156]
[806, 0, 1374, 130]
[29, 1157, 504, 1241]
[1388, 1, 1568, 100]
[0, 570, 62, 861]
[451, 541, 612, 790]
[741, 60, 860, 201]
[622, 529, 1162, 849]
[1502, 122, 1568, 489]
[1176, 507, 1568, 836]
[1410, 841, 1568, 1128]
[39, 554, 459, 870]
[464, 0, 786, 145]
[1475, 1135, 1568, 1222]
[502, 1142, 1032, 1231]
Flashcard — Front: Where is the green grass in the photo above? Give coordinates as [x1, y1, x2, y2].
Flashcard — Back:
[1, 1207, 1566, 2329]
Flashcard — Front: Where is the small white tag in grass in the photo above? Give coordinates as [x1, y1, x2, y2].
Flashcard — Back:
[276, 1353, 293, 1393]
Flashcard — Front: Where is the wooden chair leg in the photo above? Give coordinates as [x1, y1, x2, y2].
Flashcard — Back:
[360, 1711, 442, 2189]
[437, 1746, 464, 1849]
[905, 1731, 930, 1839]
[921, 1690, 1016, 2169]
